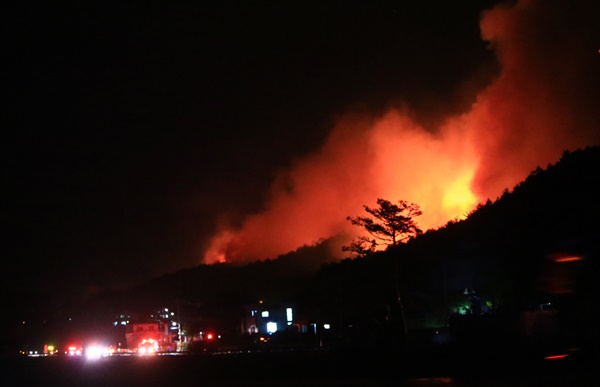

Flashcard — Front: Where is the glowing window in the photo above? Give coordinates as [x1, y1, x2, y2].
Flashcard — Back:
[261, 311, 269, 318]
[266, 322, 277, 333]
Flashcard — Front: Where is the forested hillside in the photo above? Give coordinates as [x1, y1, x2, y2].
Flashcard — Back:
[37, 146, 599, 352]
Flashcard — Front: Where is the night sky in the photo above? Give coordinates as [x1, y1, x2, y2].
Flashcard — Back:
[4, 1, 599, 300]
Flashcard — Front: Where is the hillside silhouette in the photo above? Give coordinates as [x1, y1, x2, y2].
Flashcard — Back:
[7, 146, 599, 357]
[93, 145, 598, 354]
[132, 146, 599, 307]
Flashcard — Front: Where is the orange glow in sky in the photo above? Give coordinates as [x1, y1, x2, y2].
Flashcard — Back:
[203, 0, 599, 264]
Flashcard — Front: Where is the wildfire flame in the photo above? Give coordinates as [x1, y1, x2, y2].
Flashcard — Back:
[204, 0, 599, 264]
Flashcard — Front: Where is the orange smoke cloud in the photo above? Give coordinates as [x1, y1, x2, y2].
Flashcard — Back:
[204, 0, 599, 264]
[469, 0, 600, 198]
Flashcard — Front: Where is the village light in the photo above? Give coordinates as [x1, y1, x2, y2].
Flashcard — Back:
[85, 345, 103, 360]
[266, 322, 277, 334]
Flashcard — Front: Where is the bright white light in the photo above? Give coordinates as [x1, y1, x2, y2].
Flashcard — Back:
[86, 345, 102, 360]
[286, 308, 293, 322]
[261, 311, 269, 317]
[323, 324, 331, 330]
[266, 322, 277, 333]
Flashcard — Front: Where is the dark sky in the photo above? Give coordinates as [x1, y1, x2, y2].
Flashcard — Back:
[4, 1, 598, 300]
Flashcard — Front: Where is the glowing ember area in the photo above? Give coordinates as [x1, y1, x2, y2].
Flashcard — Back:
[204, 0, 599, 264]
[554, 256, 582, 263]
[544, 354, 569, 360]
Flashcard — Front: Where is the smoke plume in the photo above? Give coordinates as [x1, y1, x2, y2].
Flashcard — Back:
[204, 0, 599, 264]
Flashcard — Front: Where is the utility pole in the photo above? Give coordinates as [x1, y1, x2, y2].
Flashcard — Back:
[177, 298, 182, 352]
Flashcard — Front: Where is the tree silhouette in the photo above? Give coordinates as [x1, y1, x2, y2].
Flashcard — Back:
[343, 198, 423, 257]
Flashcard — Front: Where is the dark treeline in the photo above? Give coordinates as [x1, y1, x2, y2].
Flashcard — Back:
[6, 146, 600, 358]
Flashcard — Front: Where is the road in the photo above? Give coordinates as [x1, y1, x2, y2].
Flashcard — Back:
[2, 346, 597, 386]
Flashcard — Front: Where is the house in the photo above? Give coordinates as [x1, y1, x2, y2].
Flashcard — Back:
[242, 301, 305, 335]
[125, 320, 174, 352]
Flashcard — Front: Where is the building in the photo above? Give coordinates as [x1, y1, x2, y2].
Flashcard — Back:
[242, 301, 311, 335]
[125, 320, 174, 352]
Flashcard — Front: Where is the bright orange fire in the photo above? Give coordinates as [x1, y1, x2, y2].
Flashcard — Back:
[203, 0, 599, 264]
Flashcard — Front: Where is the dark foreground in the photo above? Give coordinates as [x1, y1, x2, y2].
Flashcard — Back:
[2, 345, 598, 387]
